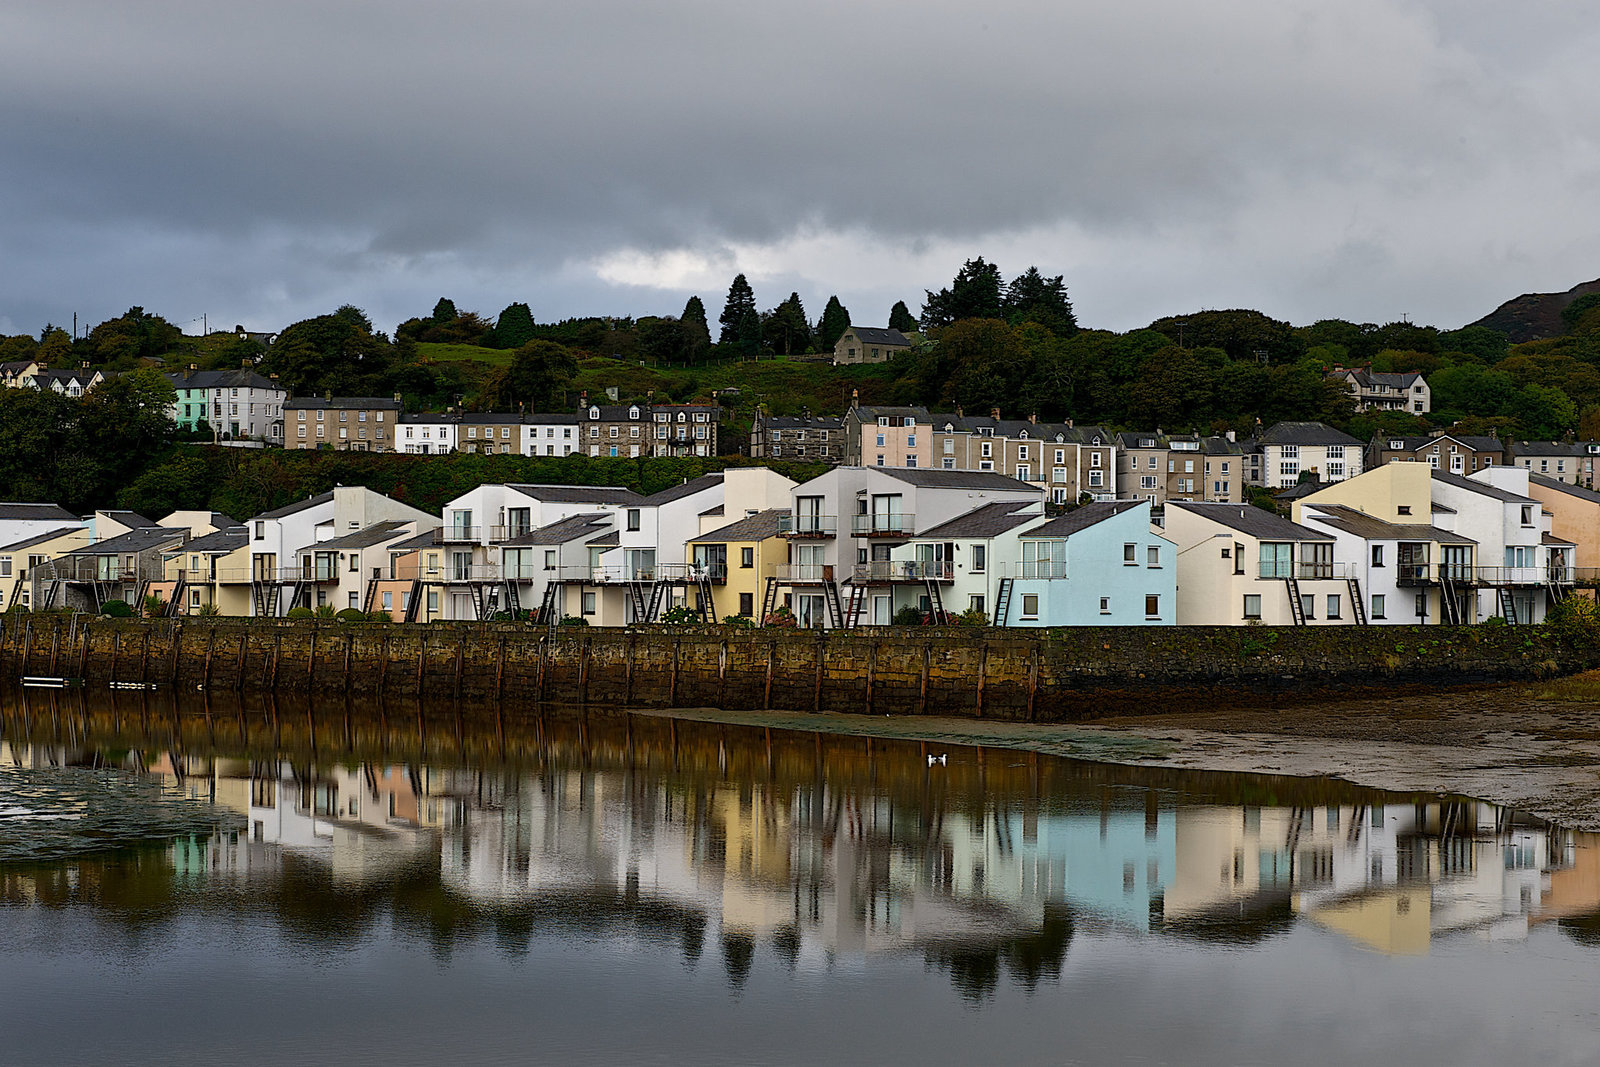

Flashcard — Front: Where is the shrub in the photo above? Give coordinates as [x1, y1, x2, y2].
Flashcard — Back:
[892, 605, 926, 627]
[100, 600, 134, 618]
[722, 614, 755, 628]
[368, 610, 393, 623]
[763, 605, 797, 628]
[1544, 596, 1600, 644]
[195, 602, 222, 617]
[558, 615, 590, 627]
[313, 604, 338, 620]
[956, 607, 989, 626]
[335, 608, 367, 622]
[286, 606, 315, 620]
[142, 594, 167, 618]
[661, 605, 700, 625]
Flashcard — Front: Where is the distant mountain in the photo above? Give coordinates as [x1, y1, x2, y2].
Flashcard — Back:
[1469, 277, 1600, 342]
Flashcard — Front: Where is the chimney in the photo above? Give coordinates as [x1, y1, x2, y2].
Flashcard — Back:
[1029, 413, 1037, 424]
[850, 388, 859, 407]
[241, 358, 250, 369]
[990, 407, 1001, 420]
[1226, 430, 1236, 443]
[1066, 418, 1074, 429]
[955, 405, 963, 418]
[324, 390, 332, 402]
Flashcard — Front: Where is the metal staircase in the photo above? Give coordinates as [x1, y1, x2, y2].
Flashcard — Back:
[994, 577, 1014, 627]
[844, 585, 866, 628]
[1347, 576, 1367, 625]
[1498, 587, 1518, 624]
[1440, 579, 1463, 626]
[502, 579, 522, 618]
[1285, 578, 1306, 625]
[694, 574, 716, 622]
[923, 578, 947, 622]
[536, 584, 560, 630]
[822, 583, 845, 629]
[402, 580, 423, 622]
[760, 577, 780, 623]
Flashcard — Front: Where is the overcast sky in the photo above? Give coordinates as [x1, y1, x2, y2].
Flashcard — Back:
[3, 1, 1599, 340]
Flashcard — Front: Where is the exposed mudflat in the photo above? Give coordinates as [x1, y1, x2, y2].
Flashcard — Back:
[643, 676, 1600, 831]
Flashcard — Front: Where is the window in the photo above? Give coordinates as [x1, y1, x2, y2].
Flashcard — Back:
[1123, 543, 1137, 564]
[1020, 593, 1039, 619]
[1144, 595, 1159, 619]
[1372, 544, 1384, 566]
[1300, 594, 1315, 620]
[906, 455, 918, 468]
[348, 553, 359, 573]
[1243, 594, 1262, 620]
[737, 546, 754, 568]
[1327, 594, 1341, 619]
[942, 457, 955, 469]
[1147, 545, 1160, 567]
[627, 509, 641, 531]
[1233, 543, 1244, 575]
[1141, 475, 1157, 490]
[739, 592, 754, 616]
[1018, 445, 1029, 461]
[582, 592, 596, 615]
[1371, 593, 1386, 619]
[544, 550, 556, 571]
[1088, 470, 1103, 487]
[1396, 506, 1411, 516]
[972, 545, 987, 573]
[1099, 596, 1111, 615]
[1520, 505, 1534, 526]
[1091, 452, 1102, 467]
[969, 595, 985, 614]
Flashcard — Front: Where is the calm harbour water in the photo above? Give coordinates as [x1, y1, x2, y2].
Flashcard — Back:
[1, 690, 1598, 1066]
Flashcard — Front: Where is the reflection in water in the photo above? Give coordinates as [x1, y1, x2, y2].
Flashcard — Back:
[2, 690, 1598, 1009]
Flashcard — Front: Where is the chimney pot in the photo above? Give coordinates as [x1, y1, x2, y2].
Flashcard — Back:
[990, 407, 1001, 420]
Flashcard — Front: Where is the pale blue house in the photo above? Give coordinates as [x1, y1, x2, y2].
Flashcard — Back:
[1000, 499, 1176, 626]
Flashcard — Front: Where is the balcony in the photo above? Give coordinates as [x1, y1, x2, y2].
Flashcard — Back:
[850, 561, 953, 583]
[443, 563, 502, 582]
[552, 565, 658, 584]
[489, 525, 533, 543]
[852, 513, 915, 538]
[779, 514, 837, 538]
[434, 526, 483, 543]
[660, 562, 728, 583]
[771, 563, 835, 583]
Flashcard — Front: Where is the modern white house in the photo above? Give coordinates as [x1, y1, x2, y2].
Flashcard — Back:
[1165, 501, 1351, 626]
[873, 500, 1044, 624]
[167, 366, 287, 443]
[1256, 422, 1365, 489]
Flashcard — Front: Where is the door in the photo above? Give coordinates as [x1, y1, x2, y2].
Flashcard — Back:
[794, 544, 826, 581]
[872, 595, 891, 625]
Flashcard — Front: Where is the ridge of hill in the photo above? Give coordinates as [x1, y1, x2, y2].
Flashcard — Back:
[1470, 277, 1600, 342]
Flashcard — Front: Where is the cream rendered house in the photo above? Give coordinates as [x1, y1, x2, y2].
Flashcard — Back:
[1165, 502, 1350, 626]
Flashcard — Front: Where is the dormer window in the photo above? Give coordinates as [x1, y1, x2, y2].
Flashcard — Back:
[629, 406, 640, 419]
[589, 406, 599, 419]
[1389, 440, 1403, 449]
[677, 412, 686, 422]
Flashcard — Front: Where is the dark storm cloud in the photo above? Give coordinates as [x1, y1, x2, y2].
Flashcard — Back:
[2, 1, 1597, 335]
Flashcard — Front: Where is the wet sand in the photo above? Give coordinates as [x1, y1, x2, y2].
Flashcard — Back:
[642, 676, 1600, 831]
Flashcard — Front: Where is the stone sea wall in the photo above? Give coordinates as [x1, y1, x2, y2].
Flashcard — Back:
[0, 616, 1590, 721]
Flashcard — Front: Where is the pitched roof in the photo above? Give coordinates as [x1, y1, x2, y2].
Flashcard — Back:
[913, 501, 1043, 539]
[1023, 500, 1146, 538]
[253, 491, 336, 520]
[871, 468, 1041, 492]
[690, 508, 791, 544]
[65, 527, 188, 555]
[843, 327, 911, 346]
[1168, 501, 1332, 541]
[1530, 471, 1600, 504]
[640, 474, 724, 507]
[1510, 440, 1594, 457]
[303, 520, 416, 552]
[284, 396, 401, 410]
[387, 526, 442, 552]
[586, 530, 620, 547]
[500, 513, 614, 547]
[1378, 434, 1502, 453]
[1300, 504, 1475, 545]
[503, 483, 643, 504]
[764, 414, 844, 430]
[176, 527, 250, 554]
[99, 510, 155, 529]
[0, 503, 78, 522]
[166, 368, 280, 392]
[0, 526, 84, 553]
[1430, 469, 1535, 504]
[1544, 531, 1578, 545]
[1259, 421, 1362, 446]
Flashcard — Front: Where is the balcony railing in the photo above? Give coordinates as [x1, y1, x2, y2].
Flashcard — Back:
[490, 524, 533, 542]
[772, 564, 835, 583]
[852, 514, 915, 537]
[1016, 560, 1067, 580]
[434, 526, 483, 543]
[850, 560, 953, 582]
[443, 564, 502, 582]
[779, 514, 837, 537]
[551, 565, 659, 584]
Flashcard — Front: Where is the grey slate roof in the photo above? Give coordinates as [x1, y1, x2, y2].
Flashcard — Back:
[0, 526, 83, 553]
[66, 527, 188, 556]
[503, 484, 643, 504]
[1023, 500, 1146, 538]
[176, 527, 249, 554]
[640, 474, 724, 507]
[387, 526, 443, 552]
[0, 503, 77, 522]
[844, 327, 911, 346]
[1530, 472, 1600, 503]
[1510, 440, 1600, 458]
[586, 530, 621, 547]
[100, 510, 156, 529]
[1544, 531, 1578, 545]
[690, 508, 791, 544]
[873, 468, 1041, 492]
[914, 501, 1043, 539]
[1379, 434, 1502, 452]
[1259, 421, 1363, 446]
[253, 491, 336, 521]
[1430, 469, 1536, 504]
[303, 520, 416, 552]
[500, 513, 613, 547]
[285, 396, 401, 409]
[1300, 504, 1475, 545]
[765, 414, 844, 430]
[167, 368, 280, 392]
[1168, 501, 1333, 541]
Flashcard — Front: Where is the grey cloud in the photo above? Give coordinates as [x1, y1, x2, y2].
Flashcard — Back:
[1, 1, 1598, 335]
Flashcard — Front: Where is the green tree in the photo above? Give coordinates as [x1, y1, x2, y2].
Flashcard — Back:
[1125, 346, 1225, 428]
[763, 292, 812, 355]
[491, 340, 578, 410]
[887, 300, 917, 334]
[432, 298, 458, 323]
[265, 308, 394, 395]
[817, 296, 851, 350]
[85, 307, 181, 367]
[36, 327, 72, 365]
[921, 257, 1004, 329]
[638, 317, 685, 364]
[680, 296, 711, 363]
[1003, 267, 1077, 336]
[1149, 309, 1303, 364]
[489, 302, 537, 349]
[719, 274, 759, 350]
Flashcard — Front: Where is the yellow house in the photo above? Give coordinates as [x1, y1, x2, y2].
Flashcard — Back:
[158, 527, 253, 616]
[1164, 501, 1349, 626]
[686, 509, 790, 621]
[0, 525, 91, 611]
